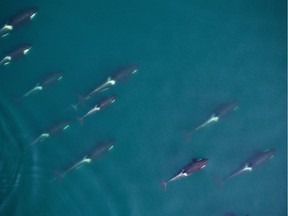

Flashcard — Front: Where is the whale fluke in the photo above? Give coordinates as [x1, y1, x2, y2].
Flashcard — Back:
[12, 96, 21, 104]
[77, 94, 86, 105]
[160, 179, 167, 191]
[0, 25, 13, 37]
[0, 56, 12, 66]
[77, 116, 84, 126]
[214, 176, 224, 188]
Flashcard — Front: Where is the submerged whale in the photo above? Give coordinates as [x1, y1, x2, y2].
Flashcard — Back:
[220, 149, 275, 184]
[74, 64, 138, 108]
[29, 120, 71, 147]
[0, 44, 32, 66]
[77, 95, 116, 125]
[0, 7, 38, 37]
[160, 158, 208, 190]
[17, 72, 63, 100]
[52, 140, 115, 180]
[186, 101, 239, 139]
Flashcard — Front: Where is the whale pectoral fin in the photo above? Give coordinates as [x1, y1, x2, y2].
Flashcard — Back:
[23, 85, 43, 97]
[99, 87, 109, 93]
[99, 79, 116, 92]
[75, 158, 90, 170]
[210, 115, 219, 123]
[4, 24, 13, 30]
[0, 25, 13, 37]
[246, 167, 253, 171]
[30, 133, 50, 146]
[82, 158, 91, 163]
[0, 56, 12, 66]
[244, 164, 253, 172]
[191, 115, 219, 133]
[109, 79, 116, 85]
[1, 33, 9, 37]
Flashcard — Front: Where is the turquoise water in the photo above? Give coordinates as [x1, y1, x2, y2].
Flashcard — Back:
[0, 0, 286, 215]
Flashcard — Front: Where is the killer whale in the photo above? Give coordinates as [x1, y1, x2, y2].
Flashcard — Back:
[73, 64, 138, 109]
[52, 140, 115, 180]
[186, 101, 239, 140]
[220, 149, 275, 183]
[0, 44, 32, 66]
[77, 95, 116, 125]
[0, 7, 38, 37]
[28, 120, 71, 147]
[160, 158, 208, 190]
[20, 72, 63, 99]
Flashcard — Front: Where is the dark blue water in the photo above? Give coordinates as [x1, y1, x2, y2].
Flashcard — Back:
[0, 0, 286, 215]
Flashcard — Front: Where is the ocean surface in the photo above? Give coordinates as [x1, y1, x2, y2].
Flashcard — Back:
[0, 0, 286, 215]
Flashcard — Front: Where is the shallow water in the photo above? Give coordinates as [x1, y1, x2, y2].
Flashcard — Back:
[0, 0, 286, 215]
